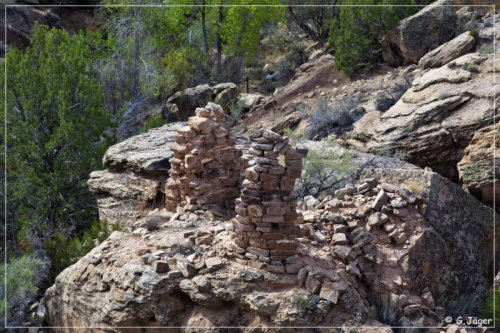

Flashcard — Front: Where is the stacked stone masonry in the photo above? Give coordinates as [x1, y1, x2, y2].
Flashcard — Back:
[233, 128, 307, 273]
[165, 103, 241, 212]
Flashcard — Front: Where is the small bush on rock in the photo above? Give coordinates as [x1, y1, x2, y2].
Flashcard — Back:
[229, 100, 245, 121]
[0, 255, 47, 326]
[44, 219, 120, 283]
[141, 114, 166, 133]
[306, 96, 361, 140]
[145, 216, 163, 232]
[282, 129, 355, 199]
[481, 288, 500, 327]
[404, 180, 425, 195]
[295, 137, 355, 198]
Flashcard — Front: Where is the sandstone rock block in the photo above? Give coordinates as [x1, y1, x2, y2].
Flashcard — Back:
[152, 261, 169, 273]
[305, 275, 321, 294]
[381, 0, 457, 66]
[372, 190, 389, 211]
[419, 31, 476, 69]
[319, 281, 339, 304]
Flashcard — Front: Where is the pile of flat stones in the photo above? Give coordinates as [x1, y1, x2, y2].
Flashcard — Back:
[232, 128, 307, 273]
[165, 103, 241, 212]
[295, 178, 445, 326]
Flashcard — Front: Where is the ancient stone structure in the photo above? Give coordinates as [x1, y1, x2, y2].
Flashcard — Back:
[233, 128, 306, 273]
[165, 103, 241, 212]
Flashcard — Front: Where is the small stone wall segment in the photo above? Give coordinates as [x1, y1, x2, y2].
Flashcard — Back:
[233, 128, 307, 273]
[165, 103, 241, 212]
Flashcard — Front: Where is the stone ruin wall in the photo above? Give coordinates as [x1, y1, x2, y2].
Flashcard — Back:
[232, 129, 307, 273]
[165, 104, 306, 273]
[165, 103, 241, 212]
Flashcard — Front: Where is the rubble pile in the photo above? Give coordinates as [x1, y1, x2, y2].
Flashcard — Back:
[165, 103, 241, 212]
[294, 177, 446, 326]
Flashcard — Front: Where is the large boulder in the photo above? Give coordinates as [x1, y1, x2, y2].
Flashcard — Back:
[457, 122, 499, 205]
[88, 122, 185, 226]
[87, 170, 162, 226]
[476, 12, 500, 50]
[167, 83, 238, 120]
[346, 52, 497, 181]
[167, 84, 213, 120]
[238, 93, 263, 112]
[381, 0, 457, 66]
[0, 5, 97, 57]
[359, 168, 495, 318]
[418, 31, 476, 69]
[116, 99, 178, 140]
[104, 122, 185, 174]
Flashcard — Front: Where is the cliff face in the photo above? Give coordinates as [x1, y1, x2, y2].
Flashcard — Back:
[44, 117, 495, 330]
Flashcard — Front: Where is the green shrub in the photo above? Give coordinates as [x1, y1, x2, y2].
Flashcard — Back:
[160, 47, 194, 95]
[296, 148, 355, 198]
[330, 0, 421, 75]
[44, 219, 121, 282]
[229, 100, 245, 121]
[141, 114, 166, 133]
[0, 255, 46, 326]
[286, 0, 340, 40]
[283, 127, 305, 146]
[295, 290, 309, 306]
[286, 133, 355, 199]
[306, 96, 360, 140]
[481, 288, 500, 326]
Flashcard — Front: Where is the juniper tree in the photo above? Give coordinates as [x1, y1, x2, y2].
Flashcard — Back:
[0, 25, 113, 252]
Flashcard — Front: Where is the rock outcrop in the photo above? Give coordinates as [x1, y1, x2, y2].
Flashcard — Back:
[117, 100, 179, 140]
[88, 122, 185, 227]
[45, 167, 494, 330]
[1, 6, 60, 53]
[167, 83, 238, 120]
[476, 11, 500, 51]
[381, 0, 457, 66]
[346, 52, 497, 181]
[418, 31, 476, 69]
[0, 4, 97, 58]
[238, 93, 263, 112]
[458, 122, 499, 205]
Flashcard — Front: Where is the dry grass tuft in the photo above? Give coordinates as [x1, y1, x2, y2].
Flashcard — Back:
[405, 180, 425, 195]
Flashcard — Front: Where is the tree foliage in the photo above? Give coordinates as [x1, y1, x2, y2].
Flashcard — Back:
[481, 288, 500, 327]
[100, 0, 285, 109]
[286, 0, 340, 40]
[1, 25, 114, 253]
[296, 148, 354, 198]
[330, 0, 421, 75]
